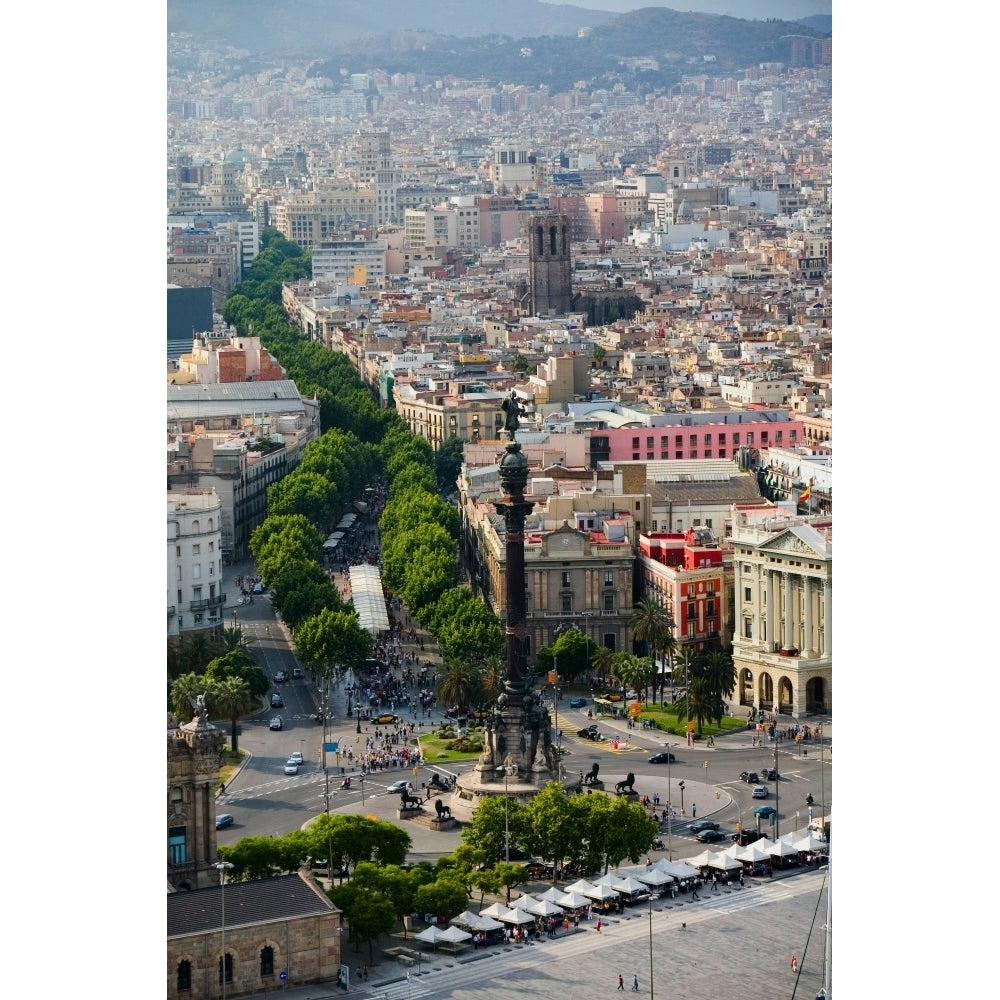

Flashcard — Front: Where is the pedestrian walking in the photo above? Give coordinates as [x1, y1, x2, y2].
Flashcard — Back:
[790, 956, 797, 974]
[632, 974, 639, 991]
[617, 975, 625, 990]
[691, 803, 697, 818]
[596, 918, 603, 934]
[740, 873, 745, 888]
[362, 964, 368, 981]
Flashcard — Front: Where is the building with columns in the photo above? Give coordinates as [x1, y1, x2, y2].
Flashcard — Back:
[728, 505, 832, 719]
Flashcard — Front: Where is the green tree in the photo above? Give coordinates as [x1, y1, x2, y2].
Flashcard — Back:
[583, 793, 659, 873]
[493, 862, 529, 906]
[521, 783, 582, 883]
[328, 882, 396, 961]
[169, 671, 210, 721]
[590, 644, 615, 684]
[434, 435, 465, 493]
[219, 626, 247, 653]
[461, 792, 525, 864]
[295, 607, 374, 680]
[412, 873, 469, 922]
[208, 675, 256, 753]
[204, 649, 268, 700]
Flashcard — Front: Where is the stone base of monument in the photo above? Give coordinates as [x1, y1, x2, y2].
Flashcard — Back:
[396, 807, 424, 819]
[430, 816, 456, 831]
[581, 780, 606, 792]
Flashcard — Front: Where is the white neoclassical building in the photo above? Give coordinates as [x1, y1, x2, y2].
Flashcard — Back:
[168, 488, 225, 637]
[728, 506, 832, 719]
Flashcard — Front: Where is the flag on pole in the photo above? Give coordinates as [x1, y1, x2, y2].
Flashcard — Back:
[798, 485, 811, 502]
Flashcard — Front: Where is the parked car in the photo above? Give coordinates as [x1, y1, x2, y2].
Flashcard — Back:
[751, 785, 768, 799]
[291, 667, 304, 679]
[524, 860, 553, 879]
[739, 771, 759, 784]
[569, 697, 587, 708]
[688, 820, 719, 835]
[695, 828, 725, 843]
[284, 760, 299, 775]
[288, 752, 304, 766]
[731, 829, 763, 847]
[215, 813, 234, 830]
[761, 767, 780, 781]
[649, 752, 676, 764]
[577, 724, 602, 740]
[269, 716, 283, 731]
[270, 693, 283, 708]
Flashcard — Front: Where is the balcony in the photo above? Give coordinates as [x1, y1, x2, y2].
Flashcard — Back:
[189, 594, 226, 611]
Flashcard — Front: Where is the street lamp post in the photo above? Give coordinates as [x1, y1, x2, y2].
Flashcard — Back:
[666, 752, 673, 860]
[215, 861, 234, 1000]
[496, 765, 516, 861]
[678, 780, 685, 816]
[773, 740, 780, 839]
[647, 891, 655, 1000]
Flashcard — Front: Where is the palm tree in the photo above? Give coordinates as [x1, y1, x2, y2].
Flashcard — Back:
[219, 626, 248, 653]
[590, 645, 614, 686]
[436, 662, 481, 715]
[630, 597, 676, 702]
[179, 631, 214, 673]
[211, 675, 256, 753]
[170, 671, 210, 722]
[672, 647, 697, 725]
[700, 648, 737, 725]
[478, 656, 505, 709]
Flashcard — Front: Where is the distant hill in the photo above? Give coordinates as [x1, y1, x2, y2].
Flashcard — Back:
[167, 0, 615, 51]
[168, 2, 830, 92]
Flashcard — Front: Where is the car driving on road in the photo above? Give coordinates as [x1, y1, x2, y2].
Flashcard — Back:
[284, 759, 299, 775]
[215, 813, 234, 830]
[288, 752, 304, 766]
[649, 751, 676, 764]
[751, 785, 768, 799]
[739, 770, 759, 783]
[269, 716, 283, 731]
[695, 828, 726, 843]
[688, 820, 719, 835]
[386, 780, 412, 794]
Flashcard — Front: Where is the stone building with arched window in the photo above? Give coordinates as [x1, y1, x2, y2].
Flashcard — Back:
[167, 871, 342, 999]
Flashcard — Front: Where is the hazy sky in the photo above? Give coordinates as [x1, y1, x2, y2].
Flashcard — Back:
[541, 1, 831, 18]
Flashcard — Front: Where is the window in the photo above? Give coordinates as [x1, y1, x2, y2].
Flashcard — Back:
[175, 546, 181, 557]
[209, 541, 214, 552]
[192, 564, 201, 579]
[176, 565, 182, 581]
[705, 519, 712, 529]
[690, 451, 697, 459]
[744, 587, 752, 602]
[744, 618, 753, 638]
[604, 570, 614, 587]
[219, 954, 233, 986]
[260, 946, 275, 977]
[168, 826, 187, 864]
[177, 960, 192, 992]
[209, 563, 215, 576]
[192, 544, 200, 555]
[604, 594, 615, 611]
[689, 435, 697, 446]
[707, 600, 715, 616]
[632, 436, 640, 449]
[733, 433, 740, 445]
[177, 589, 183, 604]
[562, 595, 573, 613]
[704, 433, 711, 445]
[675, 435, 682, 447]
[562, 571, 571, 587]
[686, 602, 696, 620]
[193, 587, 202, 601]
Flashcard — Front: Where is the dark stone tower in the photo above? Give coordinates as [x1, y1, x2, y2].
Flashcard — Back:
[528, 214, 572, 316]
[167, 707, 225, 890]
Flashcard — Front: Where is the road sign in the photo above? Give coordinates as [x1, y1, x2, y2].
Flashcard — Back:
[279, 971, 287, 981]
[324, 742, 339, 753]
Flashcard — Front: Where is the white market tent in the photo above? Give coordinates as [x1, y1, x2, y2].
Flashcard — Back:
[556, 891, 591, 909]
[437, 925, 472, 944]
[563, 879, 597, 895]
[479, 902, 515, 920]
[501, 907, 538, 926]
[349, 563, 390, 635]
[538, 886, 570, 903]
[414, 926, 442, 944]
[635, 868, 675, 889]
[524, 898, 564, 918]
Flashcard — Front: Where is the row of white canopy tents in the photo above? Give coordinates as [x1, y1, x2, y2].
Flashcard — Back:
[323, 513, 360, 551]
[413, 828, 829, 952]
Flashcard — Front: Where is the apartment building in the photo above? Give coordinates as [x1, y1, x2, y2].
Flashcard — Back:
[166, 381, 321, 560]
[273, 187, 376, 248]
[637, 529, 734, 660]
[168, 489, 225, 636]
[311, 240, 388, 285]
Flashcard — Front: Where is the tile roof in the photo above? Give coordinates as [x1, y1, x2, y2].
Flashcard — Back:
[167, 872, 337, 938]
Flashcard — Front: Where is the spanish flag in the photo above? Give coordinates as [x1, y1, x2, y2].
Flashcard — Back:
[798, 485, 811, 503]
